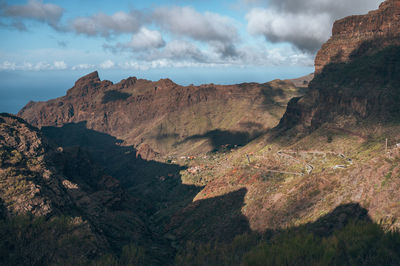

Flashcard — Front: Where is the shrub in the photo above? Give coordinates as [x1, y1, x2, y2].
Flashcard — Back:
[244, 221, 400, 266]
[174, 221, 400, 266]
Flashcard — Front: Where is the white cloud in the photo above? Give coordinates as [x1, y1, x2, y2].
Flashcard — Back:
[71, 63, 95, 70]
[247, 8, 331, 52]
[153, 6, 238, 43]
[0, 0, 383, 69]
[224, 45, 314, 67]
[1, 0, 64, 30]
[125, 27, 165, 50]
[53, 60, 67, 70]
[125, 41, 313, 69]
[268, 0, 380, 18]
[146, 40, 206, 62]
[99, 60, 115, 69]
[0, 43, 314, 73]
[0, 60, 68, 71]
[0, 61, 17, 71]
[71, 11, 143, 37]
[245, 0, 381, 53]
[69, 5, 240, 61]
[118, 59, 218, 70]
[33, 61, 52, 70]
[118, 61, 150, 71]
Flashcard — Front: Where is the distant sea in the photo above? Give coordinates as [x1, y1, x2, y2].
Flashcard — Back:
[0, 66, 313, 114]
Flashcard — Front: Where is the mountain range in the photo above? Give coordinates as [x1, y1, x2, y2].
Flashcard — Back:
[1, 0, 400, 264]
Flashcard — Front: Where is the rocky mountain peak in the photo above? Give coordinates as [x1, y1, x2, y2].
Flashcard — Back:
[74, 71, 100, 86]
[315, 0, 400, 73]
[379, 0, 400, 9]
[66, 71, 107, 97]
[155, 78, 177, 90]
[120, 77, 137, 89]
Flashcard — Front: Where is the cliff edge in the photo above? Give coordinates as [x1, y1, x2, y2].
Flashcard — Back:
[315, 0, 400, 73]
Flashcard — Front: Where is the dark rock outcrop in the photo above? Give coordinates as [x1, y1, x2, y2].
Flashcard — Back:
[278, 0, 400, 133]
[315, 0, 400, 73]
[136, 143, 160, 160]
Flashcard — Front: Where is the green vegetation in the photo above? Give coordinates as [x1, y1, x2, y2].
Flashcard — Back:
[95, 244, 147, 266]
[0, 214, 152, 265]
[0, 148, 24, 167]
[327, 133, 333, 143]
[9, 150, 23, 165]
[0, 215, 97, 265]
[175, 233, 260, 266]
[176, 221, 400, 266]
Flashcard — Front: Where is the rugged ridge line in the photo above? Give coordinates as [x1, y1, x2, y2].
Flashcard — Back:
[18, 72, 306, 157]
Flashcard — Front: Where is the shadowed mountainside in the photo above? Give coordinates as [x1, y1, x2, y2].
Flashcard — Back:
[0, 113, 158, 262]
[1, 113, 258, 264]
[3, 121, 399, 266]
[39, 122, 256, 246]
[175, 203, 400, 265]
[7, 112, 398, 265]
[278, 44, 400, 136]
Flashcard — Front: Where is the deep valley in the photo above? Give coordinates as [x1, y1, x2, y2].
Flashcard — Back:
[1, 0, 400, 265]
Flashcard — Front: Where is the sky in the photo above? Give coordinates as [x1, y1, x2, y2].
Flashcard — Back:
[0, 0, 382, 113]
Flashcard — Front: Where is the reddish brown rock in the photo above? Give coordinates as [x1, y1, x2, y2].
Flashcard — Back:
[136, 143, 160, 160]
[18, 72, 303, 157]
[315, 0, 400, 73]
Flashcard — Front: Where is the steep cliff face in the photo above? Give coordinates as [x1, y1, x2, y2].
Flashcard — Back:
[18, 73, 304, 156]
[315, 0, 400, 73]
[279, 0, 400, 133]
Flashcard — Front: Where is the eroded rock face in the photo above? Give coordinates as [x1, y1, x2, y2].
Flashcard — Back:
[136, 143, 160, 161]
[315, 0, 400, 73]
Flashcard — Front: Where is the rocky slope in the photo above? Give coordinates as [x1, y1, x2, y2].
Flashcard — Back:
[6, 1, 400, 264]
[279, 45, 400, 134]
[315, 0, 400, 73]
[0, 113, 158, 264]
[18, 73, 304, 157]
[165, 0, 400, 240]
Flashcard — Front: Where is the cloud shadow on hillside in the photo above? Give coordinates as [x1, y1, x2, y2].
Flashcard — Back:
[179, 129, 266, 152]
